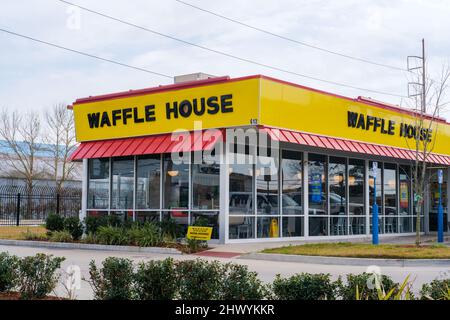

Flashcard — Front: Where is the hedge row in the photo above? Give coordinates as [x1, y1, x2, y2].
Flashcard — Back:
[1, 253, 449, 300]
[87, 257, 450, 300]
[44, 215, 202, 252]
[88, 258, 267, 300]
[0, 252, 64, 299]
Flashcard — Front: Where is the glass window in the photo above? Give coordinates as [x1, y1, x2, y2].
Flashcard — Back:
[399, 216, 412, 233]
[229, 144, 256, 239]
[229, 216, 255, 239]
[329, 157, 346, 215]
[257, 216, 279, 238]
[308, 154, 327, 215]
[111, 157, 134, 210]
[163, 154, 189, 209]
[399, 165, 411, 215]
[348, 159, 365, 234]
[256, 148, 279, 215]
[329, 157, 347, 236]
[309, 217, 328, 236]
[192, 154, 220, 210]
[384, 163, 398, 233]
[384, 163, 398, 216]
[350, 216, 366, 235]
[309, 154, 328, 236]
[369, 161, 382, 234]
[136, 155, 160, 209]
[282, 217, 304, 237]
[349, 159, 365, 215]
[136, 211, 160, 224]
[281, 150, 303, 215]
[369, 161, 382, 214]
[88, 159, 110, 209]
[162, 211, 188, 236]
[192, 212, 219, 240]
[229, 147, 254, 215]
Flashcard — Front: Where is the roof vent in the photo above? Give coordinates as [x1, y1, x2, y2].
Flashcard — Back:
[174, 72, 217, 84]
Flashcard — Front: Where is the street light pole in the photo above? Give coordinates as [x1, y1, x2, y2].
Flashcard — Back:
[372, 162, 379, 245]
[438, 169, 444, 243]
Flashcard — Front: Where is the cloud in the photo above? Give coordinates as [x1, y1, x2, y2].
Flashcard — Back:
[0, 0, 448, 120]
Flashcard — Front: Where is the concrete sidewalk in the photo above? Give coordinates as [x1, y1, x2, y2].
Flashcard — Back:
[1, 243, 448, 300]
[207, 234, 450, 255]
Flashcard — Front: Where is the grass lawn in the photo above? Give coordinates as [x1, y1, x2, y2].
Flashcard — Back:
[0, 226, 47, 240]
[262, 242, 450, 259]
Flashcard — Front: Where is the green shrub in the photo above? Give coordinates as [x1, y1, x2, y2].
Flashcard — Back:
[82, 232, 98, 244]
[49, 230, 73, 243]
[159, 219, 183, 240]
[84, 215, 123, 235]
[176, 259, 224, 300]
[272, 273, 337, 300]
[64, 217, 83, 241]
[45, 214, 65, 232]
[88, 257, 134, 300]
[127, 223, 162, 247]
[103, 215, 123, 228]
[220, 263, 267, 300]
[420, 279, 450, 300]
[186, 238, 208, 253]
[84, 216, 105, 234]
[22, 230, 47, 241]
[134, 258, 177, 300]
[0, 252, 19, 292]
[16, 254, 65, 300]
[96, 226, 129, 245]
[337, 273, 399, 300]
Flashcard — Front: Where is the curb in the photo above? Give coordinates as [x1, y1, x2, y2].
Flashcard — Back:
[239, 253, 450, 267]
[0, 239, 182, 255]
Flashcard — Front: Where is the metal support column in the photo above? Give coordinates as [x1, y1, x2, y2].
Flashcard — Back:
[219, 140, 229, 244]
[303, 152, 309, 237]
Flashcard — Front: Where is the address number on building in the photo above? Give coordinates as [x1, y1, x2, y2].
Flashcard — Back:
[187, 226, 213, 241]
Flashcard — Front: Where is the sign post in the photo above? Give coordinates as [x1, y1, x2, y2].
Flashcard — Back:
[437, 169, 444, 243]
[372, 162, 379, 245]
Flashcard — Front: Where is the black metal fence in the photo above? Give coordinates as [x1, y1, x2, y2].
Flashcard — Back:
[0, 185, 81, 226]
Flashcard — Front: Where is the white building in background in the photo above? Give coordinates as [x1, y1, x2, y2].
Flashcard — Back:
[0, 140, 82, 189]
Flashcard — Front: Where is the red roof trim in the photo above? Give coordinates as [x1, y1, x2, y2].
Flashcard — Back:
[76, 142, 95, 159]
[261, 126, 450, 165]
[291, 132, 307, 145]
[70, 131, 223, 160]
[318, 136, 334, 149]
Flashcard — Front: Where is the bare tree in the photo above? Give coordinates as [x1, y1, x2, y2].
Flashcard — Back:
[405, 64, 450, 246]
[0, 109, 45, 194]
[42, 103, 78, 194]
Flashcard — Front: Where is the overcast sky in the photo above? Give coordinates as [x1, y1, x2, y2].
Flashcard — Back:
[0, 0, 449, 119]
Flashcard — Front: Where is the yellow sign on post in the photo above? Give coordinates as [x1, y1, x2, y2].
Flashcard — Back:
[187, 226, 213, 241]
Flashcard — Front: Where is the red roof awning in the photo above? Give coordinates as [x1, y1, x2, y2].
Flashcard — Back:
[261, 127, 450, 165]
[70, 130, 223, 161]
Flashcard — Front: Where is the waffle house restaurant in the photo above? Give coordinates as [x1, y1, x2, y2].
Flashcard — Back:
[69, 75, 450, 243]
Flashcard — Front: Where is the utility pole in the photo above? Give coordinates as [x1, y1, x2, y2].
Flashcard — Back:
[407, 39, 426, 110]
[406, 40, 429, 246]
[421, 38, 426, 113]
